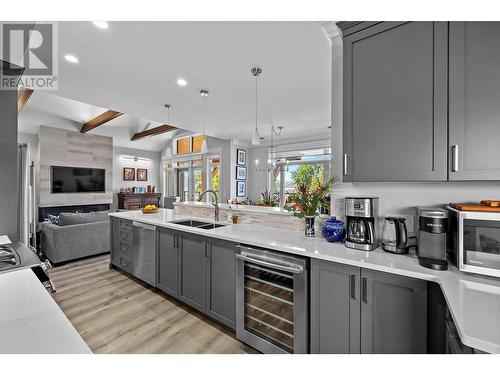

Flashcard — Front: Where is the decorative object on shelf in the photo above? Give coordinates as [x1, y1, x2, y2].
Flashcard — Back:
[321, 216, 346, 242]
[137, 168, 148, 181]
[237, 149, 246, 166]
[231, 214, 239, 224]
[251, 67, 262, 145]
[200, 89, 209, 154]
[147, 185, 152, 193]
[123, 167, 135, 181]
[284, 177, 335, 237]
[257, 187, 279, 207]
[236, 180, 246, 197]
[236, 166, 247, 180]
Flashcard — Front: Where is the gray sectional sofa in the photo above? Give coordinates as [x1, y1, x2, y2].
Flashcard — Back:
[40, 211, 110, 264]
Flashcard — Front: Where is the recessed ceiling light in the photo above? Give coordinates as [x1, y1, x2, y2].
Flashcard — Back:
[177, 78, 187, 87]
[64, 54, 79, 63]
[93, 21, 109, 29]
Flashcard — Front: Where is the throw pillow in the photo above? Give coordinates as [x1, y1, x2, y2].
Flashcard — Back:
[47, 214, 60, 225]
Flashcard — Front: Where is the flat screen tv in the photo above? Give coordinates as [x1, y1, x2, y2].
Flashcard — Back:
[51, 166, 105, 193]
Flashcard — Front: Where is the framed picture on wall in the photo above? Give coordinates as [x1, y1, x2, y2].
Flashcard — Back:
[236, 180, 246, 197]
[237, 149, 246, 166]
[236, 166, 247, 180]
[123, 167, 135, 181]
[137, 168, 148, 181]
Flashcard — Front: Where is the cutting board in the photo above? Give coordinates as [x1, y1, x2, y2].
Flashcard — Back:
[450, 203, 500, 212]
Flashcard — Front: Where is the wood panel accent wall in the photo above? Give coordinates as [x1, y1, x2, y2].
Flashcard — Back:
[38, 126, 113, 207]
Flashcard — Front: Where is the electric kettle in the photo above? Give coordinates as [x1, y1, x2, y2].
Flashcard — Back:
[382, 217, 409, 254]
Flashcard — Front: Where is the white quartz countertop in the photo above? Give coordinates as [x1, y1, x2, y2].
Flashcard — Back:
[174, 201, 293, 215]
[0, 268, 91, 354]
[110, 209, 500, 354]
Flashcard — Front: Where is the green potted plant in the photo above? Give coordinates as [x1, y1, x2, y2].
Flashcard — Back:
[231, 213, 239, 224]
[257, 187, 279, 207]
[284, 177, 335, 237]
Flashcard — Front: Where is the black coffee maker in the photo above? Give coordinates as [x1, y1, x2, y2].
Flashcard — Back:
[417, 207, 449, 270]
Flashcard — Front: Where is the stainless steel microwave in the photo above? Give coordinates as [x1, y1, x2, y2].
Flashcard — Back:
[447, 207, 500, 278]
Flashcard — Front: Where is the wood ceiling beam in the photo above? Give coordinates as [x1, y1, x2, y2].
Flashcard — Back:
[81, 110, 123, 133]
[131, 124, 177, 141]
[18, 89, 34, 112]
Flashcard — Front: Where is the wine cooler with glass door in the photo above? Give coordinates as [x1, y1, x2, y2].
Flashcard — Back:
[235, 245, 309, 354]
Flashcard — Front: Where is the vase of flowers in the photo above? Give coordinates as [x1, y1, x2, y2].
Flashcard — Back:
[284, 177, 335, 237]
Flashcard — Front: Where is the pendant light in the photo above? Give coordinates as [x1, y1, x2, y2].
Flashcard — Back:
[251, 67, 262, 146]
[200, 89, 209, 154]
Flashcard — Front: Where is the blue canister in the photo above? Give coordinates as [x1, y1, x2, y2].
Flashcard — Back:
[321, 216, 345, 242]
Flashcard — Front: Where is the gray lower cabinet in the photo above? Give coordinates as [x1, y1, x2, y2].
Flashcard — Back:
[110, 218, 119, 266]
[448, 21, 500, 180]
[343, 21, 448, 182]
[360, 269, 428, 354]
[310, 260, 360, 354]
[157, 229, 179, 297]
[157, 228, 237, 328]
[178, 232, 208, 312]
[311, 259, 428, 354]
[110, 218, 133, 273]
[205, 238, 236, 329]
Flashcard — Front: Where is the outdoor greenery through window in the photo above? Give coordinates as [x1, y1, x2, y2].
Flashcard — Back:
[268, 147, 331, 211]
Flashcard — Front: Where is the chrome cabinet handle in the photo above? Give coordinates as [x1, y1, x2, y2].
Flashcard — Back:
[350, 275, 356, 300]
[343, 153, 349, 175]
[362, 277, 368, 303]
[235, 253, 303, 274]
[452, 145, 459, 172]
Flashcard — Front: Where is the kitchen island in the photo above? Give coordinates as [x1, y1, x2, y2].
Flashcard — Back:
[0, 268, 91, 354]
[109, 208, 500, 354]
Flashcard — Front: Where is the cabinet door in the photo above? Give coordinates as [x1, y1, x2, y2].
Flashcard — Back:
[449, 22, 500, 180]
[205, 239, 236, 329]
[157, 229, 179, 297]
[110, 218, 119, 265]
[310, 259, 361, 353]
[178, 232, 207, 312]
[360, 269, 427, 354]
[343, 22, 447, 181]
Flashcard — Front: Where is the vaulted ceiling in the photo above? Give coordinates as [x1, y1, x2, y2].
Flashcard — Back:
[18, 21, 332, 150]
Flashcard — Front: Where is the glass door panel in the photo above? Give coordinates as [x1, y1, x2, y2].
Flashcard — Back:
[243, 262, 294, 353]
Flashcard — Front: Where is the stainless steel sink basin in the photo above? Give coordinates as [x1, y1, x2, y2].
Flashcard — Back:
[173, 220, 226, 230]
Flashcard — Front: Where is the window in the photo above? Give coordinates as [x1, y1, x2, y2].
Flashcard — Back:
[176, 137, 190, 155]
[271, 146, 331, 211]
[191, 135, 204, 153]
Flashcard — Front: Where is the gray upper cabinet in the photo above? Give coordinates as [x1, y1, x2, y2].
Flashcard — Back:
[205, 238, 237, 329]
[310, 259, 360, 354]
[157, 228, 179, 298]
[178, 232, 208, 312]
[343, 22, 448, 181]
[360, 269, 427, 354]
[449, 22, 500, 180]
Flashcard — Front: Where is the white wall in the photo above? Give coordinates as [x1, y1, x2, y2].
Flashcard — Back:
[329, 32, 500, 227]
[18, 132, 38, 165]
[113, 146, 161, 209]
[248, 146, 269, 203]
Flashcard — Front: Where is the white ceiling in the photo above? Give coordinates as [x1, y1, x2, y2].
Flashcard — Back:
[19, 21, 332, 150]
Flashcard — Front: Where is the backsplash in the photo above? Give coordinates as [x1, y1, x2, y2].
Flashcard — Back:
[331, 181, 500, 233]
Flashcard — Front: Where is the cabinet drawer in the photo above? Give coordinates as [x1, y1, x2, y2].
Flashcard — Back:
[119, 241, 132, 257]
[119, 229, 132, 243]
[117, 255, 132, 273]
[120, 220, 133, 232]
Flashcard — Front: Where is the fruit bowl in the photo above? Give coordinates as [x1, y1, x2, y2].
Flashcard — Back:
[142, 205, 159, 214]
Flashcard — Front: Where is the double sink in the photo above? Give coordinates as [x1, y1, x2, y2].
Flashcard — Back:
[172, 219, 226, 230]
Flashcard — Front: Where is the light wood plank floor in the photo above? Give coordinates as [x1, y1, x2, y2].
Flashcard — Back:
[49, 254, 257, 354]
